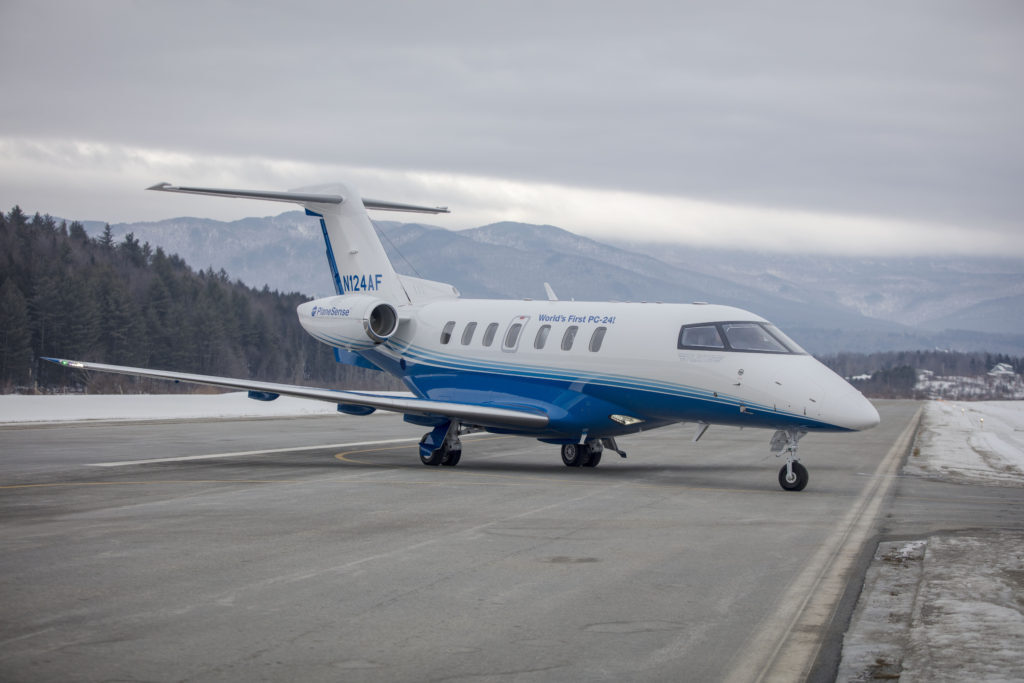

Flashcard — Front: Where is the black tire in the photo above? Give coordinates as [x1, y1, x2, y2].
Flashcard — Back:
[561, 443, 585, 467]
[420, 447, 445, 466]
[441, 449, 462, 466]
[582, 449, 602, 468]
[778, 461, 809, 491]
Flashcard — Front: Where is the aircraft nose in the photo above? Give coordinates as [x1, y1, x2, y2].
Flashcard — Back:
[843, 393, 880, 431]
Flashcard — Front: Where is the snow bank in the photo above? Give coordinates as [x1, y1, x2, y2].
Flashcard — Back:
[839, 402, 1024, 681]
[906, 401, 1024, 487]
[0, 392, 410, 424]
[839, 533, 1024, 682]
[904, 533, 1024, 682]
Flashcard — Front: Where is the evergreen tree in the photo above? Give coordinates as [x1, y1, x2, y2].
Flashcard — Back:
[0, 278, 33, 386]
[98, 224, 115, 250]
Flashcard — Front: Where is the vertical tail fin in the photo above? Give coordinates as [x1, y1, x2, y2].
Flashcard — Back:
[147, 182, 449, 304]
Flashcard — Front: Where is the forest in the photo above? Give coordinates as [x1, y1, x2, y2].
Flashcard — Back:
[1, 205, 1020, 398]
[0, 207, 399, 393]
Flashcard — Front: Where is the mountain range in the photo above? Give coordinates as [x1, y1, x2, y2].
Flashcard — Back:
[90, 212, 1024, 355]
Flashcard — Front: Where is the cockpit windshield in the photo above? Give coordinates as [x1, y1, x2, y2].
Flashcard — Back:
[678, 321, 807, 354]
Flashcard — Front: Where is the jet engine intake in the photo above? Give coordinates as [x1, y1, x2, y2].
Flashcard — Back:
[297, 295, 399, 350]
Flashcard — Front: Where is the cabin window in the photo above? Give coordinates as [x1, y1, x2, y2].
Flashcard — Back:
[561, 325, 578, 351]
[503, 323, 523, 350]
[440, 321, 456, 344]
[534, 325, 551, 349]
[588, 326, 607, 352]
[679, 324, 725, 349]
[482, 322, 500, 347]
[461, 322, 477, 345]
[721, 322, 789, 353]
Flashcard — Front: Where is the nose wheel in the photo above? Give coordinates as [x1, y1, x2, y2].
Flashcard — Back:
[778, 460, 809, 491]
[771, 429, 809, 492]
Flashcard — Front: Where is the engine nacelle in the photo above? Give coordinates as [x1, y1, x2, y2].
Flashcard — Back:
[297, 295, 399, 350]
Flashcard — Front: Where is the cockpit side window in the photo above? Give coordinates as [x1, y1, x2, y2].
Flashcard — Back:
[678, 321, 806, 354]
[762, 323, 807, 355]
[721, 322, 789, 353]
[678, 324, 725, 349]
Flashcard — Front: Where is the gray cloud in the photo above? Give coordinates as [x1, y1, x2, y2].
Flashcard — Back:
[1, 1, 1022, 248]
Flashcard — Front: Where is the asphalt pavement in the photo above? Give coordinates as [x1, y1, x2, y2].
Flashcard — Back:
[1, 401, 921, 681]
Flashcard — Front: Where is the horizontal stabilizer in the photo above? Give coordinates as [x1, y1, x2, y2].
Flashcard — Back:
[147, 183, 449, 214]
[147, 183, 341, 205]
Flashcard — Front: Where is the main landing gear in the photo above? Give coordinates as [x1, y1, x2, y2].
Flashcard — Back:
[561, 438, 626, 468]
[771, 429, 809, 491]
[419, 420, 465, 466]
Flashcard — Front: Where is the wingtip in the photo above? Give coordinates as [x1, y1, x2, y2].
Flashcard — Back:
[147, 182, 173, 191]
[42, 357, 85, 368]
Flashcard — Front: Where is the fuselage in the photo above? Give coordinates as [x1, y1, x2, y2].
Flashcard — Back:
[299, 298, 880, 441]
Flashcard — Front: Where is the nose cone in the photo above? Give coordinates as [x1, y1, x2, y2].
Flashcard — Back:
[816, 360, 881, 431]
[842, 393, 880, 431]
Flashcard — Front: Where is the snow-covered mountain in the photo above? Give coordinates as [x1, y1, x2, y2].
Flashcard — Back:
[92, 212, 1024, 355]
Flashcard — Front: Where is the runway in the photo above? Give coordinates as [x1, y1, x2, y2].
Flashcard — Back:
[2, 401, 918, 681]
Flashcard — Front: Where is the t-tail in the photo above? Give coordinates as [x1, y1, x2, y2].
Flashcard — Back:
[148, 182, 457, 350]
[148, 182, 451, 303]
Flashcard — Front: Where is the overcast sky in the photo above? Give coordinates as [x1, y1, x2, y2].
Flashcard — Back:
[1, 1, 1022, 255]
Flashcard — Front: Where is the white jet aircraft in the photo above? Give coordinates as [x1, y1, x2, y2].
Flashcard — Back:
[47, 182, 880, 491]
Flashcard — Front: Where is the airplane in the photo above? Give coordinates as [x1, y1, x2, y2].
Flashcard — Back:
[47, 181, 880, 491]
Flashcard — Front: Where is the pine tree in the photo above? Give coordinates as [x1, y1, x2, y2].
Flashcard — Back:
[98, 224, 115, 250]
[0, 278, 33, 387]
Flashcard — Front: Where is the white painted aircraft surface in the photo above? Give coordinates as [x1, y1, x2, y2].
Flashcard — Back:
[47, 182, 880, 491]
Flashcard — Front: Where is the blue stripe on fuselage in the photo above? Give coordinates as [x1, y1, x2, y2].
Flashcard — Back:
[375, 346, 849, 437]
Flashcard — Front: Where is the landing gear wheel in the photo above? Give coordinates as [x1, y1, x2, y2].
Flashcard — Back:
[778, 461, 809, 491]
[441, 449, 462, 466]
[582, 449, 602, 467]
[420, 447, 445, 466]
[561, 443, 586, 467]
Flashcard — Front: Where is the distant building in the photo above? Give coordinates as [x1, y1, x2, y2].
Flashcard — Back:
[988, 363, 1016, 378]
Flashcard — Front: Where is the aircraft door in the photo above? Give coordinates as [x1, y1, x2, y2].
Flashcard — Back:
[502, 316, 529, 352]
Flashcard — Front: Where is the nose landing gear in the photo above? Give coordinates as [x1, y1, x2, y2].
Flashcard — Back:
[771, 429, 809, 491]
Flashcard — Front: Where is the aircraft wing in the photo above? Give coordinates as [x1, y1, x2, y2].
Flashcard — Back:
[42, 358, 548, 429]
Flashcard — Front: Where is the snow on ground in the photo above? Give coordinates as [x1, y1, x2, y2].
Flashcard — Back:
[839, 534, 1024, 682]
[903, 533, 1024, 682]
[906, 400, 1024, 487]
[839, 401, 1024, 681]
[0, 392, 410, 424]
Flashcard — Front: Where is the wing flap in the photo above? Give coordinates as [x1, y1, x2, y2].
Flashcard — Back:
[44, 358, 548, 429]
